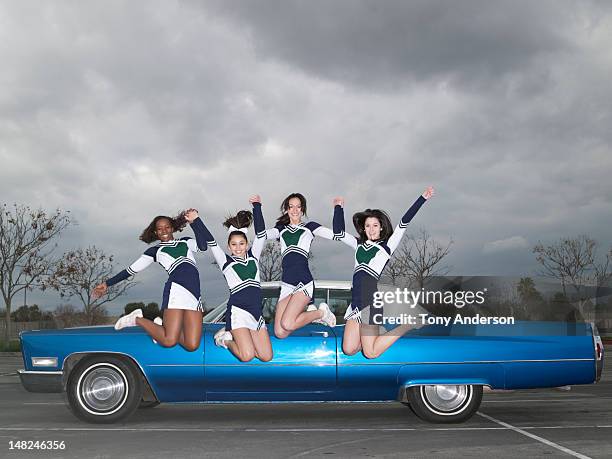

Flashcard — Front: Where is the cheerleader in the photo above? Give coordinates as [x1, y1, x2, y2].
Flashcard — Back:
[266, 193, 337, 339]
[334, 187, 435, 358]
[93, 209, 207, 351]
[198, 196, 272, 362]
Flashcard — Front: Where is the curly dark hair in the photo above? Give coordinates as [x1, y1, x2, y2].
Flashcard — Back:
[352, 209, 394, 244]
[276, 193, 307, 226]
[140, 212, 188, 244]
[223, 210, 253, 244]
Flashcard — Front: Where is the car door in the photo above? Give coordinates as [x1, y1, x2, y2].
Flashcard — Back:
[204, 288, 337, 401]
[204, 324, 337, 400]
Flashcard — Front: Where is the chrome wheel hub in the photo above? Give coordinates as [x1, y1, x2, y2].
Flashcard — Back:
[80, 365, 127, 413]
[423, 385, 470, 412]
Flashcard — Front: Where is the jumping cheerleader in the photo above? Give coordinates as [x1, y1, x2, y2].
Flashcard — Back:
[334, 186, 435, 358]
[198, 196, 272, 362]
[267, 193, 337, 339]
[93, 209, 207, 351]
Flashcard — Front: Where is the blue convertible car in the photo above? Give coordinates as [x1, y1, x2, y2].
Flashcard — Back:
[19, 281, 604, 424]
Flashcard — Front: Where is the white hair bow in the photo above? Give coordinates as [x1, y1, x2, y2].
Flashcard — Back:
[228, 225, 248, 235]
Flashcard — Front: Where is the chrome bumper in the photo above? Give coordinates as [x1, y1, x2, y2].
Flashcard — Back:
[18, 370, 63, 393]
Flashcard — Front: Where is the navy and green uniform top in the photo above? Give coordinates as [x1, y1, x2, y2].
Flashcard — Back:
[333, 195, 428, 323]
[198, 203, 268, 328]
[265, 217, 336, 301]
[105, 219, 208, 311]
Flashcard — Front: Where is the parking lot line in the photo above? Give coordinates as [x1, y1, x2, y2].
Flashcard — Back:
[477, 412, 592, 459]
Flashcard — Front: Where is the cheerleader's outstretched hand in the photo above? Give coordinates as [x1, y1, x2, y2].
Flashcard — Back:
[93, 282, 107, 299]
[185, 208, 199, 223]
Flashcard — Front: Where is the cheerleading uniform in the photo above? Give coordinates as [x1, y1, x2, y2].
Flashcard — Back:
[265, 218, 335, 302]
[199, 203, 268, 331]
[333, 195, 428, 324]
[105, 220, 208, 311]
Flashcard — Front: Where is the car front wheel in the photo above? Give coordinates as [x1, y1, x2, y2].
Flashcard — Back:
[66, 355, 143, 424]
[406, 384, 482, 423]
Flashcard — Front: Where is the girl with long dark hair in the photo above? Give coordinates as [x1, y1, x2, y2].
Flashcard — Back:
[334, 186, 435, 358]
[267, 193, 337, 339]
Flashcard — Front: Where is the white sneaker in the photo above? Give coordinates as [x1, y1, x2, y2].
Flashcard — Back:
[114, 309, 143, 330]
[214, 327, 233, 349]
[318, 302, 336, 327]
[307, 304, 325, 324]
[343, 305, 362, 323]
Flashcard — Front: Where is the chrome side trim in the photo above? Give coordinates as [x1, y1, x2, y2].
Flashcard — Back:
[18, 370, 63, 375]
[147, 364, 206, 367]
[149, 363, 337, 367]
[339, 358, 594, 366]
[149, 358, 593, 368]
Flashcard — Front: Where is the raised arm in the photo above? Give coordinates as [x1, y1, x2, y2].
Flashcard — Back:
[186, 210, 208, 253]
[249, 195, 267, 259]
[386, 186, 434, 254]
[332, 197, 357, 249]
[304, 198, 345, 241]
[93, 247, 156, 298]
[185, 209, 228, 268]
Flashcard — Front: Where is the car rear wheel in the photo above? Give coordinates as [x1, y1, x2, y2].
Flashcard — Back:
[66, 355, 143, 424]
[406, 384, 482, 423]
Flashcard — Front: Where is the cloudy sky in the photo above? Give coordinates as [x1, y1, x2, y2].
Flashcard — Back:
[1, 1, 611, 313]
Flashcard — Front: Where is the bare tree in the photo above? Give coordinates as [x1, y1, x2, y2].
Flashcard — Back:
[381, 256, 407, 286]
[533, 235, 595, 297]
[533, 235, 611, 319]
[594, 247, 612, 286]
[0, 204, 71, 342]
[259, 241, 283, 282]
[43, 246, 135, 325]
[593, 248, 612, 324]
[387, 228, 452, 289]
[53, 304, 86, 329]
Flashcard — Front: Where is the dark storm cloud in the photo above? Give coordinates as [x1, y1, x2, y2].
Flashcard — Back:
[201, 0, 577, 89]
